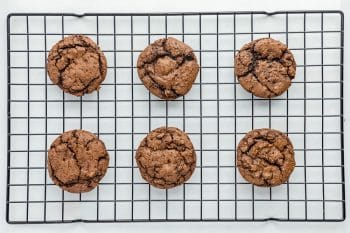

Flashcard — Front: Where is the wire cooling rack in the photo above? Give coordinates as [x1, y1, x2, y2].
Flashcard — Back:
[7, 11, 345, 223]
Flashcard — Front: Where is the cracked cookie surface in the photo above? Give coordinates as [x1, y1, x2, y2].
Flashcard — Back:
[47, 35, 107, 96]
[135, 127, 196, 189]
[234, 38, 296, 98]
[137, 37, 199, 100]
[48, 129, 109, 193]
[237, 128, 295, 187]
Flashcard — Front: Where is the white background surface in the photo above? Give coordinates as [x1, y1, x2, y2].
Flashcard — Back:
[0, 0, 349, 232]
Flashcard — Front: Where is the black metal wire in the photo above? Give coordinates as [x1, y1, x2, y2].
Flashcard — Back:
[6, 11, 345, 223]
[303, 12, 308, 220]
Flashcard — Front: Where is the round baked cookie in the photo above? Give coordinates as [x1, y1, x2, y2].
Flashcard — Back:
[137, 37, 199, 100]
[237, 128, 295, 187]
[234, 38, 296, 98]
[47, 35, 107, 96]
[135, 127, 196, 189]
[48, 129, 109, 193]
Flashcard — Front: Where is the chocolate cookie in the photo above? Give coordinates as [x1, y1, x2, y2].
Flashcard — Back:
[47, 35, 107, 96]
[234, 38, 296, 98]
[135, 127, 196, 189]
[237, 128, 295, 187]
[48, 130, 109, 193]
[137, 37, 199, 100]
